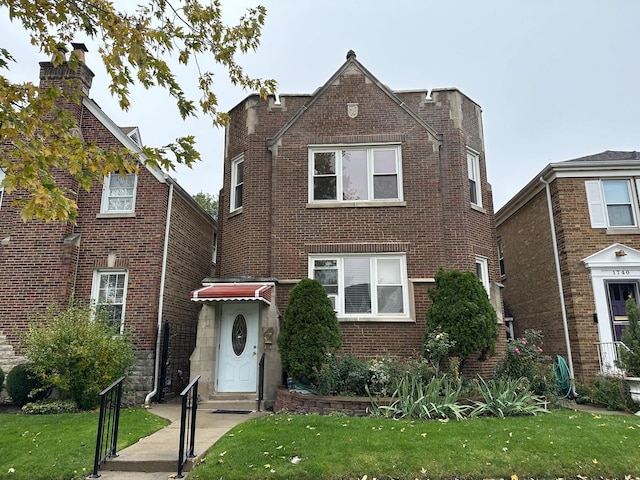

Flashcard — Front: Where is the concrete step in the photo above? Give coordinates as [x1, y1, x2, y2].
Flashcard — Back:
[199, 397, 257, 412]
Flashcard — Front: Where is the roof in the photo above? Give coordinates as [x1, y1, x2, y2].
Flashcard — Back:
[190, 283, 273, 304]
[496, 150, 640, 225]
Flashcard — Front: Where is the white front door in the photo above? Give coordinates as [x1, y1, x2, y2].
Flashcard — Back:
[217, 303, 259, 392]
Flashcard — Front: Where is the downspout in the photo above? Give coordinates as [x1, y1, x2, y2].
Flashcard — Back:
[145, 178, 174, 406]
[540, 176, 576, 391]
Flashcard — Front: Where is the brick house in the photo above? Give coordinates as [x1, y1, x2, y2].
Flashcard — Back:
[0, 45, 216, 403]
[496, 150, 640, 383]
[190, 51, 505, 408]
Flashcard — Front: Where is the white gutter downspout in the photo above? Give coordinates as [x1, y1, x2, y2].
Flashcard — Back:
[145, 179, 174, 407]
[540, 176, 576, 391]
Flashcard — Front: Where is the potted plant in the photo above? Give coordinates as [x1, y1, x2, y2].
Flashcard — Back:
[616, 296, 640, 403]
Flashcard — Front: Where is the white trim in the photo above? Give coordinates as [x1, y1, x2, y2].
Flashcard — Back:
[585, 179, 639, 229]
[230, 154, 244, 213]
[309, 253, 409, 320]
[475, 255, 490, 297]
[467, 148, 482, 208]
[309, 145, 403, 203]
[91, 269, 128, 334]
[100, 172, 138, 214]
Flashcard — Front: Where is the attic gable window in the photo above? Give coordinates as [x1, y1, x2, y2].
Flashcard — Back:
[101, 172, 137, 214]
[586, 179, 638, 228]
[309, 145, 402, 203]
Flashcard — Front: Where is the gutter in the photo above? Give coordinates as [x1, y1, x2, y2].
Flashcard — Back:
[540, 176, 576, 392]
[145, 178, 174, 406]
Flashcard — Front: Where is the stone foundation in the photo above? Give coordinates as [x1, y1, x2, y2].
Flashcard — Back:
[274, 386, 391, 416]
[124, 350, 155, 406]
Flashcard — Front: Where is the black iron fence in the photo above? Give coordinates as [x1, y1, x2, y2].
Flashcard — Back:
[89, 376, 125, 478]
[177, 375, 200, 478]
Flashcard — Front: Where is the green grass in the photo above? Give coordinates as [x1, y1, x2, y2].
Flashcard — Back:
[0, 408, 168, 480]
[190, 410, 640, 480]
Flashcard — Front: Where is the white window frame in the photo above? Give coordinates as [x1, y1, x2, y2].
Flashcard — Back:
[475, 256, 490, 297]
[309, 253, 409, 320]
[230, 155, 244, 212]
[100, 172, 137, 214]
[308, 144, 403, 203]
[91, 270, 128, 333]
[212, 232, 218, 264]
[0, 167, 4, 210]
[467, 148, 482, 208]
[497, 238, 505, 277]
[585, 179, 639, 229]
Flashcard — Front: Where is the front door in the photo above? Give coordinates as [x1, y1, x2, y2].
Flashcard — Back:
[217, 303, 259, 392]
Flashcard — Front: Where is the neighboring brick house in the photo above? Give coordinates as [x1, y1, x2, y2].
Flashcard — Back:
[0, 45, 217, 403]
[190, 51, 505, 407]
[496, 150, 640, 383]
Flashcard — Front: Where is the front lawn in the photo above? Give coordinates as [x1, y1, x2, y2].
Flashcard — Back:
[0, 408, 168, 480]
[190, 409, 640, 480]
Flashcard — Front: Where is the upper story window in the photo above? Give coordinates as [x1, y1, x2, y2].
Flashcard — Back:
[230, 155, 244, 212]
[310, 254, 409, 319]
[475, 255, 490, 297]
[101, 173, 137, 214]
[309, 145, 402, 203]
[586, 179, 639, 228]
[0, 167, 4, 209]
[212, 232, 218, 264]
[467, 149, 482, 207]
[497, 239, 505, 277]
[92, 270, 128, 332]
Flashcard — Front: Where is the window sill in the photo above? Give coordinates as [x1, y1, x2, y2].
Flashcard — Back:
[338, 315, 415, 323]
[307, 200, 406, 209]
[229, 207, 243, 218]
[471, 203, 486, 214]
[96, 212, 136, 219]
[606, 227, 640, 235]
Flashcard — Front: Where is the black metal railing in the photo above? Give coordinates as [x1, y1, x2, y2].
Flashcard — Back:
[177, 375, 200, 478]
[258, 353, 265, 411]
[90, 376, 125, 478]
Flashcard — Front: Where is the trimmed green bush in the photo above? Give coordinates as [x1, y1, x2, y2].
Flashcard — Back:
[6, 363, 48, 407]
[25, 303, 135, 410]
[426, 269, 498, 364]
[278, 278, 342, 383]
[616, 296, 640, 376]
[22, 399, 79, 414]
[317, 354, 371, 396]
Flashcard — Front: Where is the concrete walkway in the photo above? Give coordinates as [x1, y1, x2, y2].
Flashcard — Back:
[93, 403, 268, 480]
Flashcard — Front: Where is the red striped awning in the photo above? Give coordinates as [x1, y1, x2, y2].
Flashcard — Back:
[190, 283, 272, 304]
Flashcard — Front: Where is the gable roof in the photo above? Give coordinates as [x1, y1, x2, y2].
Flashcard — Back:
[496, 150, 640, 225]
[267, 51, 442, 150]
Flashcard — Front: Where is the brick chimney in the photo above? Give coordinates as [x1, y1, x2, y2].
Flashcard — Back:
[39, 42, 94, 96]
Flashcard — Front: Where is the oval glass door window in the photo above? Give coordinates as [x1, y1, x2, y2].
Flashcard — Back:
[232, 314, 247, 356]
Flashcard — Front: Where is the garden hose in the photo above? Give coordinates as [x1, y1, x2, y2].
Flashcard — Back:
[553, 355, 573, 398]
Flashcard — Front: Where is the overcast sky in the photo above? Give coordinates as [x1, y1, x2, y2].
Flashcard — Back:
[2, 1, 639, 210]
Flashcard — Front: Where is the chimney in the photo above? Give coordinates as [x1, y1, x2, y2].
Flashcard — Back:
[39, 42, 94, 96]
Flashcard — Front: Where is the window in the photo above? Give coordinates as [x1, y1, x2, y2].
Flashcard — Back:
[497, 239, 505, 277]
[230, 156, 244, 212]
[101, 173, 137, 213]
[0, 167, 4, 209]
[585, 179, 638, 228]
[92, 271, 128, 331]
[310, 254, 408, 318]
[467, 149, 482, 207]
[212, 232, 218, 264]
[475, 256, 490, 296]
[310, 145, 402, 202]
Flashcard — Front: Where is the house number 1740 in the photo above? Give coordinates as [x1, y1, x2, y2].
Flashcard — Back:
[613, 270, 630, 275]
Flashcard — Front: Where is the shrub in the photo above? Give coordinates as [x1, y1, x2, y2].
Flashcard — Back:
[423, 327, 455, 375]
[495, 329, 556, 396]
[0, 366, 4, 389]
[616, 296, 640, 377]
[575, 375, 635, 412]
[25, 303, 135, 410]
[6, 363, 49, 407]
[22, 399, 78, 414]
[470, 376, 549, 418]
[278, 278, 342, 383]
[316, 354, 371, 396]
[368, 357, 435, 397]
[426, 269, 498, 364]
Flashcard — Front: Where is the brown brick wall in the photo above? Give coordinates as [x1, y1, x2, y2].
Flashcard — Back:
[218, 63, 504, 376]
